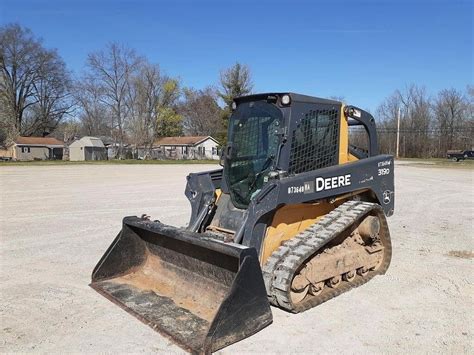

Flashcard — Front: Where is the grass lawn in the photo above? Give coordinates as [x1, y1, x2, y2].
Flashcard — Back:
[397, 157, 474, 169]
[0, 159, 219, 167]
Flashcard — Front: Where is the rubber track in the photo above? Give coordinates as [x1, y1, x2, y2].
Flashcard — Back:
[262, 200, 392, 313]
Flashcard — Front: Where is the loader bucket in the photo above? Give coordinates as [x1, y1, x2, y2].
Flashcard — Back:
[90, 216, 272, 354]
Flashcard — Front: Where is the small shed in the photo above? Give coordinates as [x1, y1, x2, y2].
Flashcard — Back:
[69, 137, 106, 161]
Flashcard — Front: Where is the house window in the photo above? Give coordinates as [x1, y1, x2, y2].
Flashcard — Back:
[212, 147, 217, 155]
[21, 147, 31, 153]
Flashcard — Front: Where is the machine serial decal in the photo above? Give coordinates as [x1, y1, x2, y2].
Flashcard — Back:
[288, 185, 305, 194]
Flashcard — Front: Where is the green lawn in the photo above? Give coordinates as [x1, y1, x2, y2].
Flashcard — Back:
[0, 159, 219, 167]
[397, 157, 474, 169]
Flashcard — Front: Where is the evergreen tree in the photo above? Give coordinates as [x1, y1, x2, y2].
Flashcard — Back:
[217, 63, 253, 145]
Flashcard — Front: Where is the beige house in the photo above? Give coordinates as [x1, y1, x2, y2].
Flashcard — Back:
[151, 136, 219, 160]
[0, 136, 63, 161]
[69, 137, 107, 161]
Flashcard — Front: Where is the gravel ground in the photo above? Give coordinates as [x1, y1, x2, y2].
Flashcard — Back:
[1, 163, 472, 354]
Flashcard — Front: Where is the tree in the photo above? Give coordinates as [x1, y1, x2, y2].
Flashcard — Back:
[157, 106, 182, 137]
[0, 23, 72, 137]
[0, 80, 15, 146]
[217, 63, 253, 145]
[376, 85, 433, 158]
[375, 93, 400, 155]
[218, 63, 253, 108]
[81, 45, 182, 158]
[155, 78, 182, 137]
[73, 76, 110, 136]
[128, 63, 181, 148]
[86, 43, 142, 157]
[375, 85, 473, 158]
[127, 62, 161, 148]
[397, 85, 432, 158]
[180, 87, 223, 137]
[27, 53, 73, 135]
[433, 88, 469, 154]
[51, 119, 80, 160]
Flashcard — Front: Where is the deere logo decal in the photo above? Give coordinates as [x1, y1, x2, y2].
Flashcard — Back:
[315, 174, 351, 192]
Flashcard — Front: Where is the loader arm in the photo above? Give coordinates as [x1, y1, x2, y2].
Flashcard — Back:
[185, 168, 223, 232]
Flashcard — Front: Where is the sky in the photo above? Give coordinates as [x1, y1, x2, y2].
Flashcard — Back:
[1, 0, 472, 111]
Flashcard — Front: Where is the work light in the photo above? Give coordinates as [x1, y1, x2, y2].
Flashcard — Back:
[281, 94, 291, 105]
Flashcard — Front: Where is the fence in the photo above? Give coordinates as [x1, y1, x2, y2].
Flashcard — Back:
[135, 146, 219, 160]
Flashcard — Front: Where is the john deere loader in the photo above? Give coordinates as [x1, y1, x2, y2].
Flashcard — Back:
[90, 93, 395, 353]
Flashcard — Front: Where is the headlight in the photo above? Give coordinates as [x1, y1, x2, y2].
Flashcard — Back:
[348, 107, 361, 118]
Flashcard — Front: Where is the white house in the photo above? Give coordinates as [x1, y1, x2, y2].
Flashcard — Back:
[152, 136, 220, 160]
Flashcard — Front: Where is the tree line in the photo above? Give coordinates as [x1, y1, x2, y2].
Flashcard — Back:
[349, 84, 473, 158]
[374, 85, 473, 158]
[1, 23, 472, 159]
[0, 23, 252, 158]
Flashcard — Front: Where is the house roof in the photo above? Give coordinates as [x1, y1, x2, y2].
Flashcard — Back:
[15, 136, 63, 146]
[154, 136, 217, 146]
[70, 136, 105, 148]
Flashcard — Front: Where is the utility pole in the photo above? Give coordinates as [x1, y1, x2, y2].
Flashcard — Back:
[396, 107, 401, 159]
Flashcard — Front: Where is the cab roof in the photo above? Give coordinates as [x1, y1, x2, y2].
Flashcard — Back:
[234, 92, 342, 106]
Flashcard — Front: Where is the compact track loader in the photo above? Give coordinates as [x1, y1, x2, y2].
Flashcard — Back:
[91, 93, 395, 353]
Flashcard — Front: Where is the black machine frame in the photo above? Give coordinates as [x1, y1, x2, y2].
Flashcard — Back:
[185, 93, 395, 258]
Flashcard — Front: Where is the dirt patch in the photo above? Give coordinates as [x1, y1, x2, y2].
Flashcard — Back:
[447, 250, 474, 259]
[0, 163, 472, 353]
